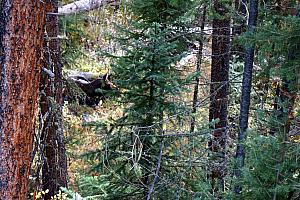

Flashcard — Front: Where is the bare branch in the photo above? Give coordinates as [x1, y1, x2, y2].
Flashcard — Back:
[146, 140, 164, 200]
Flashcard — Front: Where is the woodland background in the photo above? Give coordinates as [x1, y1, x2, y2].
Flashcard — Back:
[0, 0, 299, 199]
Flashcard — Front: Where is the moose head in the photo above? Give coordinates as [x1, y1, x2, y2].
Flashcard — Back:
[65, 72, 117, 107]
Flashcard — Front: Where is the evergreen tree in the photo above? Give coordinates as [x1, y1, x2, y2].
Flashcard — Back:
[234, 1, 300, 199]
[78, 0, 198, 199]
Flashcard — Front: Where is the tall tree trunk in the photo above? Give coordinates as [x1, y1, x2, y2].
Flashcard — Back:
[40, 1, 68, 198]
[208, 0, 231, 196]
[0, 0, 47, 198]
[234, 0, 259, 194]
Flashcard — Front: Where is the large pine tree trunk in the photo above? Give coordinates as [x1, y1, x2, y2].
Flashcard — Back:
[0, 0, 47, 198]
[40, 1, 68, 198]
[208, 0, 231, 196]
[234, 0, 259, 194]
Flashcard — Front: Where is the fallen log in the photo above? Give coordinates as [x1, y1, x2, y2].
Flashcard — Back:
[58, 0, 120, 15]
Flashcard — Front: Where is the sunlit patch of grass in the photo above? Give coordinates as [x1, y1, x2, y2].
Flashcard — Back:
[64, 101, 123, 188]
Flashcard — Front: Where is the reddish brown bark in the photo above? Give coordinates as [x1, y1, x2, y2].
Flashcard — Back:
[0, 0, 47, 199]
[208, 0, 231, 195]
[39, 0, 68, 198]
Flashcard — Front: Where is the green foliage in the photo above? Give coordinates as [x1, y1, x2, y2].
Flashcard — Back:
[240, 135, 300, 200]
[60, 15, 90, 68]
[73, 0, 201, 199]
[113, 23, 188, 123]
[129, 0, 197, 24]
[60, 1, 300, 199]
[252, 13, 300, 86]
[59, 7, 123, 72]
[233, 4, 300, 199]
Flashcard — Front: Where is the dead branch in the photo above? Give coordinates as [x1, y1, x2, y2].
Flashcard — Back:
[58, 0, 120, 15]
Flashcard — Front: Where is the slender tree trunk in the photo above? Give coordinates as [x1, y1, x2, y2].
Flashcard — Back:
[40, 1, 68, 198]
[234, 0, 259, 194]
[270, 82, 281, 135]
[142, 79, 155, 198]
[190, 6, 206, 133]
[189, 5, 207, 170]
[0, 0, 47, 199]
[208, 0, 231, 196]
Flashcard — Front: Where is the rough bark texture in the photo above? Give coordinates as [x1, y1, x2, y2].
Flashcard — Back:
[40, 1, 68, 198]
[208, 0, 231, 195]
[58, 0, 120, 15]
[234, 0, 259, 194]
[0, 0, 47, 199]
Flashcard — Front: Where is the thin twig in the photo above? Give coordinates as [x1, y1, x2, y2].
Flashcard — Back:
[146, 139, 164, 200]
